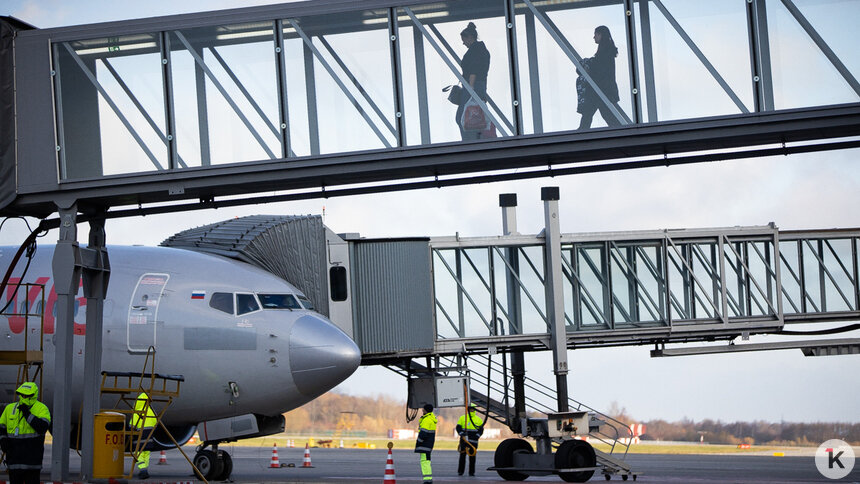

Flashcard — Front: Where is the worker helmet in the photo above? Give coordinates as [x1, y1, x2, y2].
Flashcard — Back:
[16, 382, 38, 397]
[16, 382, 38, 405]
[423, 404, 434, 412]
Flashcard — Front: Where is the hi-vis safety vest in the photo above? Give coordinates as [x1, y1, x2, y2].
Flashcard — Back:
[457, 411, 485, 445]
[0, 383, 51, 470]
[414, 412, 437, 453]
[131, 393, 157, 430]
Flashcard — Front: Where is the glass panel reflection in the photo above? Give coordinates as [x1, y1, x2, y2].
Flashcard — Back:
[282, 9, 397, 156]
[636, 0, 753, 122]
[169, 22, 280, 167]
[56, 33, 166, 179]
[767, 0, 860, 109]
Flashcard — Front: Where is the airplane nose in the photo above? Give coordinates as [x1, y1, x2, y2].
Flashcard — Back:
[289, 315, 361, 398]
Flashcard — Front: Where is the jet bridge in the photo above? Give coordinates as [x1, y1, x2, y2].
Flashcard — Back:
[157, 194, 859, 481]
[159, 202, 860, 360]
[2, 0, 860, 218]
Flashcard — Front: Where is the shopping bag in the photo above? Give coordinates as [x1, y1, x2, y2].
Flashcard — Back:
[460, 98, 487, 132]
[481, 123, 497, 139]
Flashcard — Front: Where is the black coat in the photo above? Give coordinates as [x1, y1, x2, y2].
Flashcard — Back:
[460, 41, 490, 101]
[577, 47, 619, 112]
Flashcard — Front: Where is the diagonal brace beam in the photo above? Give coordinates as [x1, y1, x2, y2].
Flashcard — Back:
[403, 7, 510, 137]
[62, 44, 165, 171]
[289, 19, 393, 148]
[173, 31, 278, 160]
[652, 0, 750, 114]
[780, 0, 860, 97]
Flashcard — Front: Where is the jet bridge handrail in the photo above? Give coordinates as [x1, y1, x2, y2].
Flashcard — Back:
[444, 353, 632, 458]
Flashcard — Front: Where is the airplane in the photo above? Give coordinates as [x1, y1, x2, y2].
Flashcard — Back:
[0, 243, 362, 480]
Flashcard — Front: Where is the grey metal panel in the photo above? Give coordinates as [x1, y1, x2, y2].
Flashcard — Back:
[160, 215, 329, 316]
[13, 33, 60, 214]
[0, 18, 27, 212]
[351, 239, 433, 354]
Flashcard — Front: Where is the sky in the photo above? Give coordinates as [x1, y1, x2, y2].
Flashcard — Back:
[2, 0, 859, 424]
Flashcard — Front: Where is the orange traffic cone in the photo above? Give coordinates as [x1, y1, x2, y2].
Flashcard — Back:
[302, 443, 314, 468]
[157, 450, 167, 465]
[384, 447, 396, 483]
[289, 439, 295, 448]
[270, 443, 281, 468]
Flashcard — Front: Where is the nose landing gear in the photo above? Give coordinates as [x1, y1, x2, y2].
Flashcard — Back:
[193, 445, 233, 481]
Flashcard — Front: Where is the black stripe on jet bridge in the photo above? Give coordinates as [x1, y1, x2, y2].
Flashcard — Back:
[183, 327, 257, 350]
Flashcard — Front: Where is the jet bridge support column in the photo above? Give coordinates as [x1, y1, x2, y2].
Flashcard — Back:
[51, 202, 81, 482]
[542, 187, 569, 412]
[500, 194, 527, 433]
[80, 214, 110, 481]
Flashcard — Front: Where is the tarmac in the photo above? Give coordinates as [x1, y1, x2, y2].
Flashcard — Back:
[20, 444, 860, 483]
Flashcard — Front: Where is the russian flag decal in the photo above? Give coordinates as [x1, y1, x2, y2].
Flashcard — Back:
[191, 290, 206, 300]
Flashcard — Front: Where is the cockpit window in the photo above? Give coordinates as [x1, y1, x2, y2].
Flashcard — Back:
[236, 293, 260, 315]
[210, 292, 234, 314]
[297, 295, 314, 310]
[258, 294, 302, 310]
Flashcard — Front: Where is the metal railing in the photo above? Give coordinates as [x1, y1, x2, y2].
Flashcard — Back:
[432, 226, 860, 349]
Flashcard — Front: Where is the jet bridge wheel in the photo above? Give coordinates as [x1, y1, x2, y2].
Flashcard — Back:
[494, 438, 534, 481]
[555, 439, 596, 483]
[193, 449, 224, 481]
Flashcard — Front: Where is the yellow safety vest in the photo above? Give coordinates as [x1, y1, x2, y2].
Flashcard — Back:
[130, 393, 157, 429]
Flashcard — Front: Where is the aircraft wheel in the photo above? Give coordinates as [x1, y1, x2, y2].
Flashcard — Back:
[555, 440, 596, 483]
[193, 449, 224, 481]
[213, 451, 233, 481]
[494, 438, 533, 481]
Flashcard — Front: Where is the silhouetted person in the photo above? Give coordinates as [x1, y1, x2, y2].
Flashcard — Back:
[577, 25, 622, 129]
[456, 22, 490, 140]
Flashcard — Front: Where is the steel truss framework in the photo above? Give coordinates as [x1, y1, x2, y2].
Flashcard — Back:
[6, 0, 860, 216]
[429, 226, 860, 354]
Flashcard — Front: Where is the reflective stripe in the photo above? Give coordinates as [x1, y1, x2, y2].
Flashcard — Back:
[415, 445, 433, 453]
[7, 464, 42, 470]
[5, 433, 39, 439]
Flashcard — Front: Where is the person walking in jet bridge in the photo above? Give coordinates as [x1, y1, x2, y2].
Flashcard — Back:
[414, 404, 438, 483]
[456, 403, 485, 476]
[0, 382, 51, 484]
[131, 392, 158, 480]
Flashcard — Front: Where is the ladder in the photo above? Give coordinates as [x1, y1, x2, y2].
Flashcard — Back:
[99, 348, 194, 480]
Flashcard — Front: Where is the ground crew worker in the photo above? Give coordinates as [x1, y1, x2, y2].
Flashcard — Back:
[0, 382, 51, 484]
[130, 392, 157, 480]
[456, 403, 484, 476]
[414, 403, 437, 483]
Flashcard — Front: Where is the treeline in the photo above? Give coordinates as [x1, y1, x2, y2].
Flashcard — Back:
[282, 391, 512, 438]
[606, 402, 859, 445]
[284, 393, 857, 445]
[641, 418, 860, 445]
